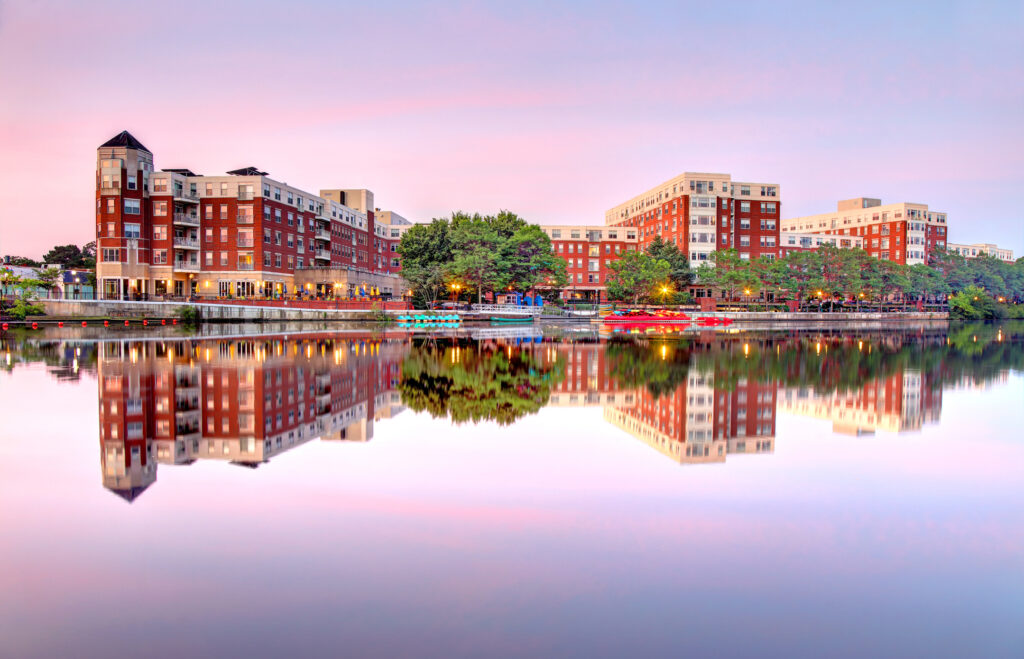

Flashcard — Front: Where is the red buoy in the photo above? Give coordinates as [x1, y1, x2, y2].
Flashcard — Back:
[58, 321, 64, 328]
[82, 321, 87, 327]
[172, 319, 178, 325]
[103, 320, 109, 327]
[161, 319, 166, 325]
[124, 320, 130, 326]
[1, 323, 8, 331]
[31, 322, 38, 329]
[143, 319, 148, 326]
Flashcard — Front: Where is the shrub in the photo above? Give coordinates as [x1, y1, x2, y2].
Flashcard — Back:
[177, 305, 202, 325]
[5, 299, 45, 320]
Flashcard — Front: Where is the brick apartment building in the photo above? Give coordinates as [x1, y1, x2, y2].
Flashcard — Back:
[781, 197, 948, 265]
[95, 131, 409, 301]
[604, 172, 782, 265]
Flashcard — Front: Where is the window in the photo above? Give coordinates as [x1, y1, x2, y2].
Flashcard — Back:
[154, 249, 167, 264]
[124, 223, 140, 239]
[102, 248, 120, 262]
[153, 226, 167, 240]
[127, 175, 137, 190]
[205, 205, 213, 220]
[205, 252, 213, 266]
[740, 201, 750, 213]
[220, 205, 228, 220]
[124, 199, 140, 215]
[220, 252, 228, 266]
[205, 228, 213, 242]
[153, 201, 167, 216]
[220, 228, 228, 242]
[739, 236, 750, 247]
[106, 199, 115, 213]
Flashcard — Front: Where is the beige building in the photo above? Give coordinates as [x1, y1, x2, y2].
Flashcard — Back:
[781, 197, 948, 265]
[947, 242, 1014, 262]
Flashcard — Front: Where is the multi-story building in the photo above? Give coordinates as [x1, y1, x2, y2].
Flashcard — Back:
[604, 172, 782, 266]
[781, 197, 948, 265]
[947, 242, 1014, 263]
[95, 131, 406, 301]
[374, 210, 415, 273]
[778, 231, 865, 258]
[539, 225, 638, 300]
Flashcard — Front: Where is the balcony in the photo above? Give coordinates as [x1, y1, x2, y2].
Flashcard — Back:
[237, 238, 254, 248]
[315, 206, 328, 219]
[236, 213, 254, 224]
[173, 212, 200, 226]
[174, 260, 200, 272]
[173, 236, 200, 249]
[238, 190, 254, 201]
[237, 261, 255, 271]
[315, 228, 331, 241]
[173, 189, 200, 203]
[99, 183, 121, 194]
[314, 249, 331, 261]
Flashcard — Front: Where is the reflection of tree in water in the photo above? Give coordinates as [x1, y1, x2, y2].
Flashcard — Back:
[400, 340, 566, 425]
[605, 322, 1024, 397]
[606, 340, 691, 399]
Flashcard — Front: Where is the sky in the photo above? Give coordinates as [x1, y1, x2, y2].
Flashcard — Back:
[1, 0, 1022, 259]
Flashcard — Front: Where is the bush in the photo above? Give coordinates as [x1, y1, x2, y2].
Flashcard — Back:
[370, 301, 391, 323]
[949, 286, 1005, 320]
[5, 299, 45, 320]
[177, 305, 202, 325]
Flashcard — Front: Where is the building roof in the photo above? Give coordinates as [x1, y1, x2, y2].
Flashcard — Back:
[162, 168, 200, 176]
[107, 485, 151, 503]
[99, 130, 150, 153]
[227, 166, 268, 176]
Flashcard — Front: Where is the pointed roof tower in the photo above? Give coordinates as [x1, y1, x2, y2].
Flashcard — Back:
[99, 130, 150, 153]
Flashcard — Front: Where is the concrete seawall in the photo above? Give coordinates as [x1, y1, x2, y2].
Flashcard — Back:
[38, 299, 394, 322]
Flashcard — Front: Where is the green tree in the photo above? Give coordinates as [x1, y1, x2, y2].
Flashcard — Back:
[35, 267, 61, 299]
[772, 250, 822, 309]
[503, 224, 567, 293]
[606, 250, 671, 305]
[646, 236, 694, 289]
[42, 244, 89, 269]
[697, 249, 759, 303]
[397, 219, 454, 307]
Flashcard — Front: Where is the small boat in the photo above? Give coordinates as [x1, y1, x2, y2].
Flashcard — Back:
[489, 316, 534, 324]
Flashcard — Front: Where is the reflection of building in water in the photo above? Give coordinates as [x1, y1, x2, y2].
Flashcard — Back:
[537, 341, 777, 465]
[97, 333, 408, 501]
[778, 370, 942, 435]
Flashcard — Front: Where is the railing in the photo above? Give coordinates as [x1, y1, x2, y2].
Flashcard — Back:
[174, 260, 200, 271]
[173, 189, 200, 202]
[173, 213, 199, 226]
[237, 262, 255, 271]
[236, 213, 254, 224]
[237, 238, 254, 248]
[314, 250, 331, 260]
[238, 191, 254, 201]
[315, 229, 331, 241]
[99, 183, 121, 193]
[173, 237, 199, 249]
[469, 303, 543, 316]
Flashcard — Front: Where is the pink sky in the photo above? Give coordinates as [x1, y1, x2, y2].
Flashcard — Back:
[1, 0, 1022, 259]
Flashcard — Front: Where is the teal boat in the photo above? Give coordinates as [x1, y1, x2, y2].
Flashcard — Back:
[489, 316, 533, 324]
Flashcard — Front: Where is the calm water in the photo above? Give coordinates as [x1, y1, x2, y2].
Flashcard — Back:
[1, 322, 1022, 658]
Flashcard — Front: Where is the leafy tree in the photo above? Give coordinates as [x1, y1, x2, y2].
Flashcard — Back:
[771, 250, 821, 309]
[606, 250, 671, 304]
[35, 267, 61, 299]
[697, 249, 759, 303]
[42, 244, 90, 269]
[3, 255, 41, 267]
[503, 224, 567, 292]
[907, 263, 950, 303]
[397, 219, 453, 307]
[646, 236, 694, 289]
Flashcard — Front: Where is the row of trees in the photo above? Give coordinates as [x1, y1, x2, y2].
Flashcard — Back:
[3, 242, 95, 269]
[398, 211, 567, 306]
[605, 240, 1024, 310]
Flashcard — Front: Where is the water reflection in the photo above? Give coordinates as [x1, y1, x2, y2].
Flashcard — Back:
[2, 322, 1022, 501]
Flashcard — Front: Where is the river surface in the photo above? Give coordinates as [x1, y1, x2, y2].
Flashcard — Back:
[1, 322, 1022, 658]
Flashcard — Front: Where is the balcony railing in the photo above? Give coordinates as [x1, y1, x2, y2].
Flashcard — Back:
[237, 238, 254, 248]
[314, 250, 331, 260]
[99, 183, 121, 193]
[238, 190, 255, 201]
[173, 236, 200, 249]
[173, 213, 200, 226]
[237, 261, 255, 271]
[173, 189, 200, 202]
[315, 229, 331, 241]
[174, 260, 200, 272]
[236, 213, 254, 224]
